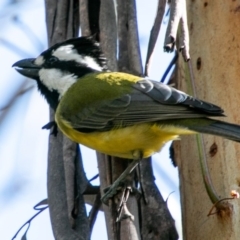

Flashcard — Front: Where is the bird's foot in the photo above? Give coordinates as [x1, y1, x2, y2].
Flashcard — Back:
[116, 186, 134, 222]
[42, 121, 58, 136]
[101, 159, 140, 205]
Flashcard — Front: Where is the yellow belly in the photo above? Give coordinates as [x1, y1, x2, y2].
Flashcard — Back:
[56, 119, 195, 159]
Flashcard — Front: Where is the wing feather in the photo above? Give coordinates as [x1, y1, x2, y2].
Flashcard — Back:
[61, 79, 224, 132]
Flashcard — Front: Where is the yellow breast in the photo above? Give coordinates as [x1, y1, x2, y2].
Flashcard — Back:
[56, 119, 195, 159]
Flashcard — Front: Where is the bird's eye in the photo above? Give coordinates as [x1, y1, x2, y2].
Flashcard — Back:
[48, 56, 58, 64]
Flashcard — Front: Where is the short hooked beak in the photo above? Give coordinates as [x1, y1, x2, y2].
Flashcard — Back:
[12, 58, 40, 79]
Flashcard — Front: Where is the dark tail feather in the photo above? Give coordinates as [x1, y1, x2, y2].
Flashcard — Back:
[187, 120, 240, 142]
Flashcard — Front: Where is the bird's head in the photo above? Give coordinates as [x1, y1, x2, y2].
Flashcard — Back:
[13, 36, 108, 110]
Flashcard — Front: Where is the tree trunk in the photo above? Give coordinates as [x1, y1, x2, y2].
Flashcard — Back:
[176, 1, 240, 239]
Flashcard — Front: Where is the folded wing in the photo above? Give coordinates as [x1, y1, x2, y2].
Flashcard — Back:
[61, 79, 224, 133]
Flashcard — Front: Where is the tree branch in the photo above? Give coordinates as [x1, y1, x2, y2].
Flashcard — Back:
[140, 158, 179, 240]
[145, 0, 167, 76]
[45, 0, 89, 239]
[164, 0, 190, 61]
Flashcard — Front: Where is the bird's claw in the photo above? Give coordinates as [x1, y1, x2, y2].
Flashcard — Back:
[101, 160, 140, 205]
[42, 121, 58, 136]
[116, 186, 134, 222]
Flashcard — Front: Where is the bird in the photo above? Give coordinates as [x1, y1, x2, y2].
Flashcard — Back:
[12, 36, 240, 203]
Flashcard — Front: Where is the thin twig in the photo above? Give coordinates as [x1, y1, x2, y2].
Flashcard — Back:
[89, 192, 102, 237]
[164, 0, 183, 52]
[12, 204, 48, 240]
[179, 0, 190, 61]
[187, 60, 219, 204]
[207, 197, 235, 216]
[160, 51, 178, 83]
[145, 0, 167, 76]
[89, 174, 99, 182]
[164, 0, 190, 61]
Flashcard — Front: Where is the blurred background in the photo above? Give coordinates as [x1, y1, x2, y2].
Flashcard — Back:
[0, 0, 180, 239]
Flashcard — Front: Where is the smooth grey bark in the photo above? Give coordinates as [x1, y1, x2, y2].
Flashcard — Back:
[45, 0, 89, 239]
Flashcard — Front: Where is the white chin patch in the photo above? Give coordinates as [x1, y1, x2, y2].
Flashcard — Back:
[52, 44, 103, 71]
[39, 68, 77, 98]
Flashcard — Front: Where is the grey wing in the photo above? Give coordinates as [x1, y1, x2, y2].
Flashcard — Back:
[65, 79, 224, 133]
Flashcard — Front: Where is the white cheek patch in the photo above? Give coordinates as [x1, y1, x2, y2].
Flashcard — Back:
[52, 44, 103, 71]
[35, 55, 45, 65]
[83, 56, 103, 71]
[52, 45, 75, 59]
[39, 68, 77, 98]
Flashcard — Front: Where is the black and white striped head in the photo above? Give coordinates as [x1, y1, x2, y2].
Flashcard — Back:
[13, 36, 108, 110]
